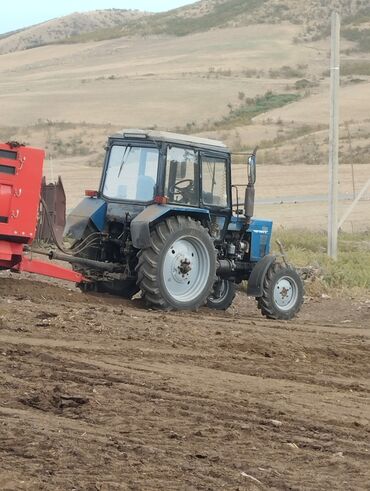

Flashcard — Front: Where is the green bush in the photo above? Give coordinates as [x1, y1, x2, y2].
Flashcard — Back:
[294, 79, 319, 90]
[215, 92, 301, 128]
[344, 7, 370, 26]
[269, 65, 306, 79]
[342, 28, 370, 52]
[341, 61, 370, 76]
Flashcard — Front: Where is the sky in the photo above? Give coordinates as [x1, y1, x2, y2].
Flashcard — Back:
[1, 0, 197, 34]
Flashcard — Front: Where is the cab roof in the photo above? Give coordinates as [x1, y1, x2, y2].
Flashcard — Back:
[111, 129, 229, 153]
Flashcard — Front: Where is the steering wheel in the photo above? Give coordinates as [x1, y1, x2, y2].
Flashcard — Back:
[169, 179, 194, 202]
[173, 179, 193, 193]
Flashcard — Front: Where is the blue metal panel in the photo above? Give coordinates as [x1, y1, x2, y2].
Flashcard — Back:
[164, 204, 210, 215]
[249, 219, 273, 262]
[131, 204, 210, 249]
[90, 200, 107, 231]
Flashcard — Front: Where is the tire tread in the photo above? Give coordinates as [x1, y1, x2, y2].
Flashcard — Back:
[258, 262, 304, 320]
[136, 216, 216, 311]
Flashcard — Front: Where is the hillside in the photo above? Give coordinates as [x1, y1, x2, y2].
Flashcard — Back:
[0, 0, 369, 232]
[0, 9, 149, 54]
[1, 0, 370, 54]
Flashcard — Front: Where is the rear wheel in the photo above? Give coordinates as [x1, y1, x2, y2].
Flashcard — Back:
[136, 216, 216, 310]
[257, 262, 304, 320]
[207, 279, 236, 310]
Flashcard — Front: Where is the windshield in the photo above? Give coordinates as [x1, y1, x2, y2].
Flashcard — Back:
[103, 145, 159, 202]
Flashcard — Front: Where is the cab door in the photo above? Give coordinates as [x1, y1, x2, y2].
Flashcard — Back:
[200, 153, 231, 240]
[164, 145, 199, 206]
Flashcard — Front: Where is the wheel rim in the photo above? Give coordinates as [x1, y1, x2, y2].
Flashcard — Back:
[209, 280, 229, 303]
[273, 275, 299, 311]
[162, 235, 211, 303]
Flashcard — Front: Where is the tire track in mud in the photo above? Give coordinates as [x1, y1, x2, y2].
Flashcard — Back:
[1, 339, 369, 429]
[1, 343, 369, 490]
[1, 317, 369, 388]
[0, 276, 369, 490]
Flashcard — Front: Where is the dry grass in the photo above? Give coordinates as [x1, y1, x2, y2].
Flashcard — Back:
[274, 228, 370, 291]
[0, 24, 320, 129]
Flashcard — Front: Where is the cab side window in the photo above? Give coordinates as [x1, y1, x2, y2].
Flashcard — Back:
[201, 156, 228, 208]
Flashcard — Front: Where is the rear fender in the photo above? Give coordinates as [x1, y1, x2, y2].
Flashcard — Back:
[247, 254, 276, 297]
[131, 204, 210, 249]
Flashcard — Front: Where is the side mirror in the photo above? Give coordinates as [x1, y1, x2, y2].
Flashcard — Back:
[248, 154, 257, 185]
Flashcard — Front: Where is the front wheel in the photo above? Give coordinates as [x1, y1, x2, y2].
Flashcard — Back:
[257, 262, 304, 320]
[207, 279, 236, 310]
[136, 216, 216, 310]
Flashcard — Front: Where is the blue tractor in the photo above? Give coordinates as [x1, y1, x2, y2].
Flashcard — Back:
[63, 129, 303, 319]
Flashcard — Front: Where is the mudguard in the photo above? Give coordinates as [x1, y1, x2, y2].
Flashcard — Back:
[247, 254, 276, 297]
[131, 204, 210, 249]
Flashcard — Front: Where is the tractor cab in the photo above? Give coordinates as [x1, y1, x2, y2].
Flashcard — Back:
[83, 129, 234, 246]
[100, 129, 231, 212]
[65, 130, 233, 245]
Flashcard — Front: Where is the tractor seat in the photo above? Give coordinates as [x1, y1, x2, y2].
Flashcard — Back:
[136, 175, 155, 201]
[203, 192, 221, 206]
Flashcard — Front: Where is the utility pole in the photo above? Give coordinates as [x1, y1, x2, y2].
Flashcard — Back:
[328, 12, 340, 260]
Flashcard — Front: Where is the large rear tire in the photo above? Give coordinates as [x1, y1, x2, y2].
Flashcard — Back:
[136, 216, 216, 310]
[257, 262, 304, 320]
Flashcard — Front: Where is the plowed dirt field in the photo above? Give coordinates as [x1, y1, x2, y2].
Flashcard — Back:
[0, 274, 369, 490]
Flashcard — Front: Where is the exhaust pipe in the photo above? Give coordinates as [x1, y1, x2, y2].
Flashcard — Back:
[244, 147, 257, 223]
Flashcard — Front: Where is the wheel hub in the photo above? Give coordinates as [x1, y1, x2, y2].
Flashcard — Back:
[178, 259, 192, 276]
[273, 276, 298, 310]
[162, 236, 210, 302]
[169, 251, 192, 284]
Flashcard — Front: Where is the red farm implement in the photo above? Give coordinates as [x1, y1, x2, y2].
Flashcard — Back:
[0, 142, 84, 283]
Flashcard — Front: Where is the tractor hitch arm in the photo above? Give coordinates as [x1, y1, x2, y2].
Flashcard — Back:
[47, 250, 126, 273]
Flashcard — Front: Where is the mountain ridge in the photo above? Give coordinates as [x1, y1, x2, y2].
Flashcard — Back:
[0, 9, 150, 54]
[1, 0, 370, 55]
